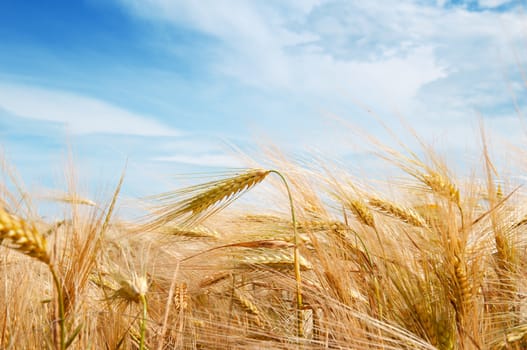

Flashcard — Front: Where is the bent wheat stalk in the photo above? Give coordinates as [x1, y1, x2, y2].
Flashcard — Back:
[0, 208, 67, 350]
[146, 168, 305, 337]
[268, 170, 304, 338]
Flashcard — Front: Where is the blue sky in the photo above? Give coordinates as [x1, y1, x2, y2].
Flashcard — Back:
[1, 0, 527, 201]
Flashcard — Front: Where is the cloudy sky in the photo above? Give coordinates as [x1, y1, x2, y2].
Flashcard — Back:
[1, 0, 526, 198]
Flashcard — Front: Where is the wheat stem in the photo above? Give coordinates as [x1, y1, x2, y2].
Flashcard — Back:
[50, 266, 66, 350]
[139, 294, 148, 350]
[0, 208, 66, 349]
[269, 170, 303, 338]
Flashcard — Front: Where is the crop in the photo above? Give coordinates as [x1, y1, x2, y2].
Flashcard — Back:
[0, 136, 526, 349]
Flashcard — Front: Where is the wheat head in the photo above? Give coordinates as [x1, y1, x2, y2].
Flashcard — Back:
[0, 208, 49, 264]
[368, 197, 427, 228]
[347, 200, 375, 227]
[421, 171, 460, 205]
[147, 169, 271, 229]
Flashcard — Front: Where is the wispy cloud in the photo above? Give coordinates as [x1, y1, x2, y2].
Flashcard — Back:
[2, 0, 526, 198]
[109, 0, 527, 167]
[0, 83, 180, 136]
[115, 1, 526, 114]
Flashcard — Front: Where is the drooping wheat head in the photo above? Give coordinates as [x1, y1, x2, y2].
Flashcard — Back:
[111, 273, 149, 305]
[421, 171, 461, 207]
[0, 207, 49, 264]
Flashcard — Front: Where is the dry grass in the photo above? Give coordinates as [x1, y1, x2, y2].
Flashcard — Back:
[1, 137, 527, 350]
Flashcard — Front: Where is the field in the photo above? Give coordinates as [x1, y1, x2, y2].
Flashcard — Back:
[0, 135, 526, 350]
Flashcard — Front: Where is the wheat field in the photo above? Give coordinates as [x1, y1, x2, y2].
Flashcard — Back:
[0, 135, 526, 350]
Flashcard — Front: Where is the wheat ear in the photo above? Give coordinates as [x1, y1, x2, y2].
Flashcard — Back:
[110, 273, 149, 350]
[146, 169, 271, 229]
[421, 171, 460, 205]
[0, 208, 69, 350]
[233, 290, 260, 317]
[347, 200, 375, 227]
[452, 254, 471, 317]
[495, 324, 527, 348]
[0, 208, 49, 264]
[368, 197, 426, 228]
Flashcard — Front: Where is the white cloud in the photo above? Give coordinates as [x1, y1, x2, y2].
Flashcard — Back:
[0, 83, 179, 136]
[116, 1, 447, 108]
[113, 0, 527, 154]
[115, 1, 526, 106]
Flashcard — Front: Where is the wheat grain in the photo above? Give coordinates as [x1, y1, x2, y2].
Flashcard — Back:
[413, 302, 437, 346]
[452, 255, 472, 322]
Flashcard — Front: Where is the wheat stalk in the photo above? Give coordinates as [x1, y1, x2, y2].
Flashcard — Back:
[111, 273, 149, 350]
[0, 208, 71, 350]
[145, 168, 306, 338]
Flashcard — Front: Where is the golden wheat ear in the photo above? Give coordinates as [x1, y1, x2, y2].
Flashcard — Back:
[347, 199, 375, 227]
[0, 208, 50, 264]
[421, 171, 460, 205]
[368, 197, 427, 228]
[144, 169, 271, 230]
